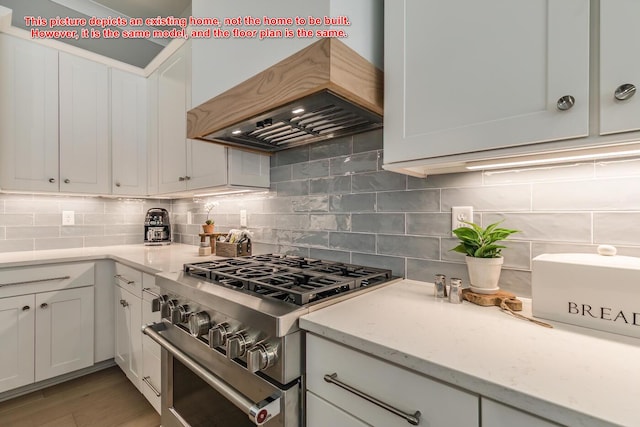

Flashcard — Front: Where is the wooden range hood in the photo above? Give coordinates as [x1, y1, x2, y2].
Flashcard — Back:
[187, 38, 383, 152]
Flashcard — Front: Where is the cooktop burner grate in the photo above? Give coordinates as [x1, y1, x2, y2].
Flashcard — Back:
[183, 254, 395, 306]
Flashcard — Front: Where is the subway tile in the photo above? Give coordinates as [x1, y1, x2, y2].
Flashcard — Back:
[329, 193, 376, 213]
[252, 242, 278, 255]
[105, 201, 144, 214]
[593, 213, 640, 246]
[61, 198, 106, 214]
[35, 237, 85, 251]
[483, 213, 591, 243]
[352, 171, 406, 193]
[291, 231, 329, 248]
[0, 200, 4, 213]
[84, 214, 126, 225]
[595, 156, 640, 178]
[533, 177, 640, 211]
[275, 245, 310, 257]
[308, 214, 351, 231]
[5, 199, 60, 213]
[309, 136, 352, 160]
[309, 176, 351, 194]
[377, 234, 439, 260]
[330, 152, 379, 176]
[377, 190, 439, 212]
[352, 129, 383, 153]
[248, 213, 275, 228]
[406, 213, 450, 237]
[0, 239, 34, 253]
[105, 224, 140, 235]
[0, 227, 5, 239]
[497, 269, 532, 298]
[123, 235, 143, 245]
[408, 171, 483, 189]
[329, 232, 376, 253]
[442, 185, 531, 212]
[351, 253, 405, 278]
[352, 213, 405, 234]
[483, 162, 594, 185]
[309, 248, 351, 263]
[0, 214, 34, 226]
[407, 259, 467, 284]
[259, 229, 292, 245]
[34, 213, 66, 226]
[6, 226, 59, 239]
[275, 214, 310, 230]
[270, 165, 292, 182]
[276, 181, 309, 197]
[292, 196, 329, 212]
[84, 235, 126, 247]
[276, 146, 309, 166]
[292, 160, 330, 180]
[61, 225, 105, 237]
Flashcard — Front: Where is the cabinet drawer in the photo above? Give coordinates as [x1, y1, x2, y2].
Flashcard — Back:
[482, 399, 562, 427]
[307, 334, 479, 427]
[307, 391, 368, 427]
[114, 263, 143, 297]
[142, 344, 161, 414]
[0, 262, 94, 298]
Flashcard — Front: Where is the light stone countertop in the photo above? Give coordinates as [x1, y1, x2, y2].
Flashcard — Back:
[300, 279, 640, 427]
[0, 243, 210, 273]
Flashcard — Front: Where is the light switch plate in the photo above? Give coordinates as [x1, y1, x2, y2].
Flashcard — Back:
[62, 210, 75, 226]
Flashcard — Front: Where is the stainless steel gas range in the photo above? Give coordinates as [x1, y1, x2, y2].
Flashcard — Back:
[142, 254, 399, 427]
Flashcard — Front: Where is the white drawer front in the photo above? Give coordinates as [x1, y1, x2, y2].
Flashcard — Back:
[114, 263, 143, 297]
[142, 340, 161, 414]
[307, 334, 479, 427]
[0, 262, 95, 298]
[307, 391, 369, 427]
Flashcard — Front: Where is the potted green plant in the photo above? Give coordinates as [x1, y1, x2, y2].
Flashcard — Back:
[451, 221, 519, 294]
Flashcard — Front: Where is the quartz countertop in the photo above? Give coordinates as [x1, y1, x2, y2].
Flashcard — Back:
[0, 244, 210, 274]
[300, 279, 640, 427]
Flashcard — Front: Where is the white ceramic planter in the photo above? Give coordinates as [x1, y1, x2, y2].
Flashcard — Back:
[465, 256, 504, 294]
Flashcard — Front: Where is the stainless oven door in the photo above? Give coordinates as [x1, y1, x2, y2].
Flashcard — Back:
[143, 322, 300, 427]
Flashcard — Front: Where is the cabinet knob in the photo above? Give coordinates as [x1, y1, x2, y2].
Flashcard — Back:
[556, 95, 575, 111]
[22, 305, 30, 311]
[64, 179, 70, 184]
[614, 83, 636, 101]
[115, 182, 121, 187]
[49, 178, 56, 183]
[178, 176, 186, 182]
[40, 303, 48, 309]
[119, 299, 129, 307]
[185, 176, 191, 181]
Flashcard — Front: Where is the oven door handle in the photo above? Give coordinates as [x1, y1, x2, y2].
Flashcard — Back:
[142, 323, 281, 426]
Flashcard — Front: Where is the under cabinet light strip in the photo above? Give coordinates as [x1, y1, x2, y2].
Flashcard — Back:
[465, 144, 640, 170]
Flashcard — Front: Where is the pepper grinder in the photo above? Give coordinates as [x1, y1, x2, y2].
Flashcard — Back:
[449, 278, 463, 304]
[434, 274, 447, 298]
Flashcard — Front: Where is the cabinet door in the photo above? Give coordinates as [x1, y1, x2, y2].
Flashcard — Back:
[0, 34, 59, 192]
[35, 286, 94, 382]
[59, 52, 110, 194]
[111, 69, 148, 195]
[114, 285, 143, 390]
[0, 295, 35, 393]
[383, 0, 590, 164]
[600, 0, 640, 135]
[482, 399, 561, 427]
[228, 148, 270, 188]
[307, 392, 368, 427]
[187, 140, 228, 190]
[157, 44, 189, 193]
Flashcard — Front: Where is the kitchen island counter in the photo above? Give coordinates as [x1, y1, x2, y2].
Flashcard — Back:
[0, 243, 209, 274]
[300, 279, 640, 427]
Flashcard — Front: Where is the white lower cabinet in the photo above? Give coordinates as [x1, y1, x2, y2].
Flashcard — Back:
[0, 295, 35, 393]
[306, 334, 479, 427]
[141, 273, 161, 414]
[34, 286, 94, 382]
[114, 283, 143, 391]
[482, 399, 561, 427]
[307, 391, 368, 427]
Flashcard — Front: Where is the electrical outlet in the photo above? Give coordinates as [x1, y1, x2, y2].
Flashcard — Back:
[451, 206, 473, 235]
[62, 210, 75, 226]
[187, 211, 192, 225]
[240, 209, 247, 227]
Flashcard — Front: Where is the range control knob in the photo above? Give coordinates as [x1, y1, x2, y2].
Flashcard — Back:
[226, 332, 255, 360]
[208, 323, 231, 348]
[170, 304, 190, 324]
[188, 311, 211, 337]
[246, 343, 278, 373]
[163, 299, 178, 319]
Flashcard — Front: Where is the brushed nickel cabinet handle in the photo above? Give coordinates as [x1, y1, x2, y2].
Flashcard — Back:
[185, 176, 191, 181]
[142, 376, 161, 397]
[615, 83, 636, 101]
[178, 176, 185, 182]
[557, 95, 575, 111]
[114, 274, 135, 285]
[323, 373, 421, 425]
[0, 276, 71, 288]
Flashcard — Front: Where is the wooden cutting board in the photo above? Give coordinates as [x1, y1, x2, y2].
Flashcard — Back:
[462, 288, 523, 311]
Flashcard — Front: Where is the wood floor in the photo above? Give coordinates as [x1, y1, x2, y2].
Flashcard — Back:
[0, 366, 160, 427]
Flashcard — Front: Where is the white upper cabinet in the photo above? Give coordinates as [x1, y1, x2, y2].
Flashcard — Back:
[600, 0, 640, 135]
[383, 0, 590, 165]
[59, 52, 110, 194]
[111, 69, 147, 195]
[0, 34, 59, 192]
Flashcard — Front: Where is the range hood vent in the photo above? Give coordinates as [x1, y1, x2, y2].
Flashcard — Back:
[187, 38, 383, 152]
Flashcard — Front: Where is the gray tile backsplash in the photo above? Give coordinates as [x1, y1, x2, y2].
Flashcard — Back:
[169, 130, 640, 298]
[6, 132, 640, 300]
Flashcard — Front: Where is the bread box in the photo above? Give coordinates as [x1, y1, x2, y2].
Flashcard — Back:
[532, 246, 640, 339]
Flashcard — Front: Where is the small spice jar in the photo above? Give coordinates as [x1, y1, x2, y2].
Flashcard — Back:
[434, 274, 447, 298]
[448, 278, 463, 304]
